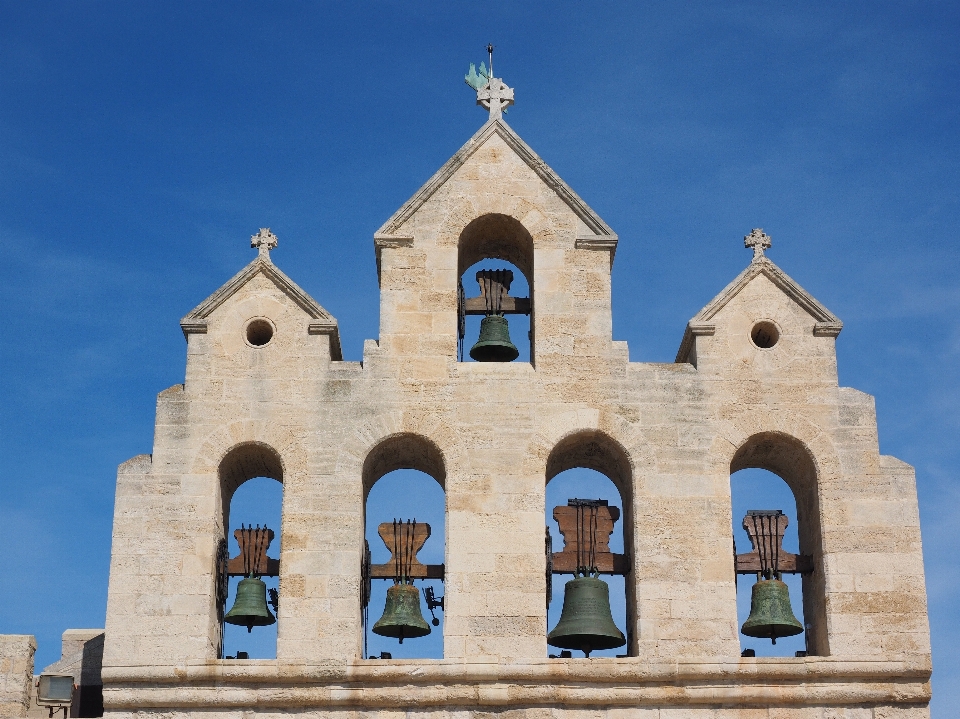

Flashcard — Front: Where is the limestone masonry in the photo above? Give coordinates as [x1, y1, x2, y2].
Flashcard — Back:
[1, 82, 932, 718]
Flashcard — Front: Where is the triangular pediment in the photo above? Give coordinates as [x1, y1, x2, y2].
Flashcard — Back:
[180, 256, 342, 359]
[375, 118, 617, 251]
[676, 257, 842, 363]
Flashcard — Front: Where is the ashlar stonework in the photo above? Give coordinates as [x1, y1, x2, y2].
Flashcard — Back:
[0, 635, 35, 717]
[88, 110, 931, 718]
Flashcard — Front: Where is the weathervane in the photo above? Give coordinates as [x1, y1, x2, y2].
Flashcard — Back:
[465, 44, 514, 121]
[251, 228, 278, 260]
[744, 228, 771, 261]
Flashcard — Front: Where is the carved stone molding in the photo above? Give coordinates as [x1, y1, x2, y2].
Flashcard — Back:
[102, 656, 931, 710]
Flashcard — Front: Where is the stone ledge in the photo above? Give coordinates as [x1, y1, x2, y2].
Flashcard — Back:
[102, 656, 931, 710]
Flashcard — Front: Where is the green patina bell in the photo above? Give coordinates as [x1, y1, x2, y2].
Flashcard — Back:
[547, 576, 625, 656]
[469, 315, 519, 362]
[372, 583, 431, 644]
[224, 577, 276, 633]
[741, 577, 803, 644]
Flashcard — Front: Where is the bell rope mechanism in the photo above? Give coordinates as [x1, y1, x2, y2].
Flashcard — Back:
[223, 525, 280, 634]
[733, 510, 813, 646]
[458, 268, 530, 362]
[365, 519, 444, 647]
[547, 499, 627, 658]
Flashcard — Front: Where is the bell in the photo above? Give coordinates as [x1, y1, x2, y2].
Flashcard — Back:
[372, 583, 431, 644]
[740, 577, 803, 644]
[547, 576, 625, 656]
[469, 315, 519, 362]
[224, 577, 276, 633]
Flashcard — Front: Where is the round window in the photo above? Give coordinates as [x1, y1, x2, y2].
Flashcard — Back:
[245, 318, 275, 347]
[750, 321, 780, 349]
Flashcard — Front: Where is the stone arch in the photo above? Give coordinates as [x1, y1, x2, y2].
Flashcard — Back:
[544, 429, 636, 656]
[361, 432, 448, 658]
[185, 421, 309, 659]
[457, 213, 536, 363]
[457, 213, 535, 285]
[728, 430, 829, 656]
[213, 439, 288, 660]
[191, 420, 308, 533]
[218, 441, 284, 530]
[546, 429, 633, 506]
[362, 432, 447, 502]
[716, 410, 842, 484]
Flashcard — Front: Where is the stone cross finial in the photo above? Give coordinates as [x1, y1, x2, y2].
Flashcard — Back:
[477, 76, 515, 121]
[744, 228, 771, 260]
[251, 228, 278, 260]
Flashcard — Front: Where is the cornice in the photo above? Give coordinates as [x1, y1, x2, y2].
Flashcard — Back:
[102, 656, 930, 710]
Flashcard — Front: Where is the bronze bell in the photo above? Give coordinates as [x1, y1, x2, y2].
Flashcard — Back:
[740, 577, 804, 644]
[469, 315, 519, 362]
[547, 576, 625, 657]
[372, 583, 431, 644]
[224, 576, 276, 633]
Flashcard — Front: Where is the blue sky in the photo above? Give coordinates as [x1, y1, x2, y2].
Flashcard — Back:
[1, 2, 957, 713]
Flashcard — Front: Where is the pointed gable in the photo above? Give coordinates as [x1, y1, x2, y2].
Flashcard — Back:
[373, 118, 618, 269]
[180, 255, 342, 360]
[676, 256, 842, 363]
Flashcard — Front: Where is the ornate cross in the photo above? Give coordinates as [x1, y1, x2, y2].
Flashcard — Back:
[251, 228, 278, 259]
[744, 228, 771, 260]
[465, 45, 514, 121]
[477, 77, 515, 121]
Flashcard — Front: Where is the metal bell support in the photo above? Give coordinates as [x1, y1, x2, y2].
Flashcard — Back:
[470, 315, 519, 362]
[740, 576, 803, 644]
[372, 583, 431, 643]
[547, 576, 625, 657]
[224, 576, 276, 633]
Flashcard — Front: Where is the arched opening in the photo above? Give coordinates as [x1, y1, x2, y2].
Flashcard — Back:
[545, 431, 635, 658]
[730, 432, 827, 657]
[458, 214, 534, 364]
[217, 443, 284, 660]
[362, 434, 446, 659]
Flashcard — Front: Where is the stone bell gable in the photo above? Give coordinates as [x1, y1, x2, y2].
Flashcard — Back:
[373, 117, 623, 366]
[180, 229, 342, 363]
[673, 230, 930, 662]
[95, 74, 932, 717]
[676, 230, 843, 379]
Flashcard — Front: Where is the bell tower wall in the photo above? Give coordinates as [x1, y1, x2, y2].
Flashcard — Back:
[98, 121, 931, 716]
